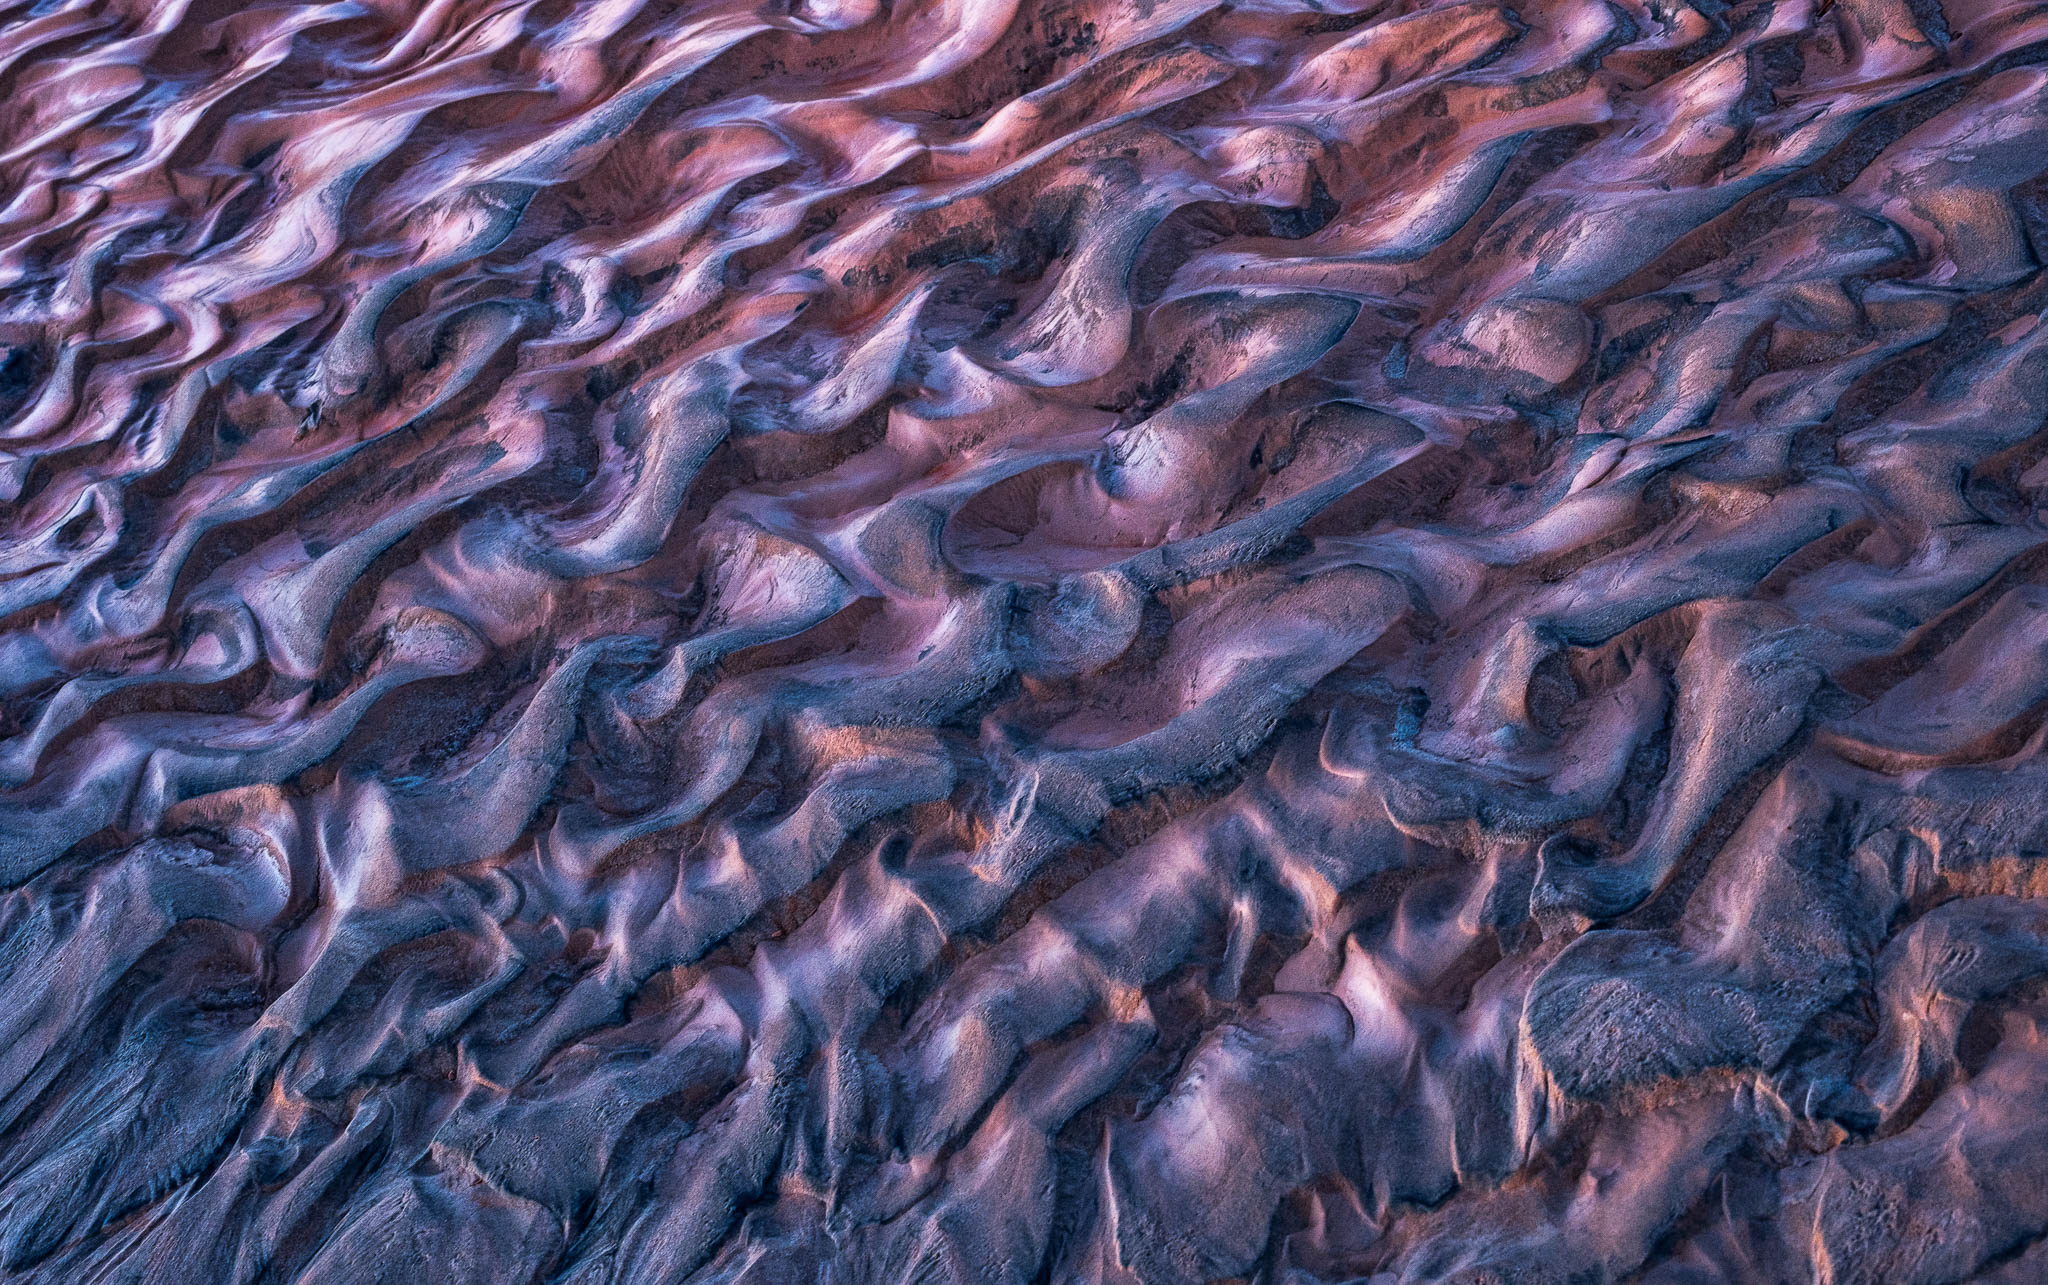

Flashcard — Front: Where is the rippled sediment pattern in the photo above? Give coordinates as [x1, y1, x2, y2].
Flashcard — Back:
[11, 0, 2048, 1279]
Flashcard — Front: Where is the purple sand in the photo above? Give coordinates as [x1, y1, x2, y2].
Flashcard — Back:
[3, 0, 2048, 1280]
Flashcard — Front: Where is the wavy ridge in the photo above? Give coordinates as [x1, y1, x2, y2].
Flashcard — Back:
[7, 0, 2048, 1280]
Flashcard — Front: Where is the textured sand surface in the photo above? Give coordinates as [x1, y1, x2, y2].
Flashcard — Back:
[6, 0, 2048, 1280]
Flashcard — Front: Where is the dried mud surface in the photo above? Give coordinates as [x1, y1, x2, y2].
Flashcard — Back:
[7, 0, 2048, 1280]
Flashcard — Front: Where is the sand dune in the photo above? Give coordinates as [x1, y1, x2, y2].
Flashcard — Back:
[5, 0, 2048, 1278]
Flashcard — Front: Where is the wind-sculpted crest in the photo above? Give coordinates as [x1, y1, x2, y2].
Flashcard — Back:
[5, 0, 2048, 1280]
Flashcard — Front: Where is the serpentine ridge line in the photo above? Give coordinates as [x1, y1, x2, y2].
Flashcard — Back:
[5, 0, 2048, 1279]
